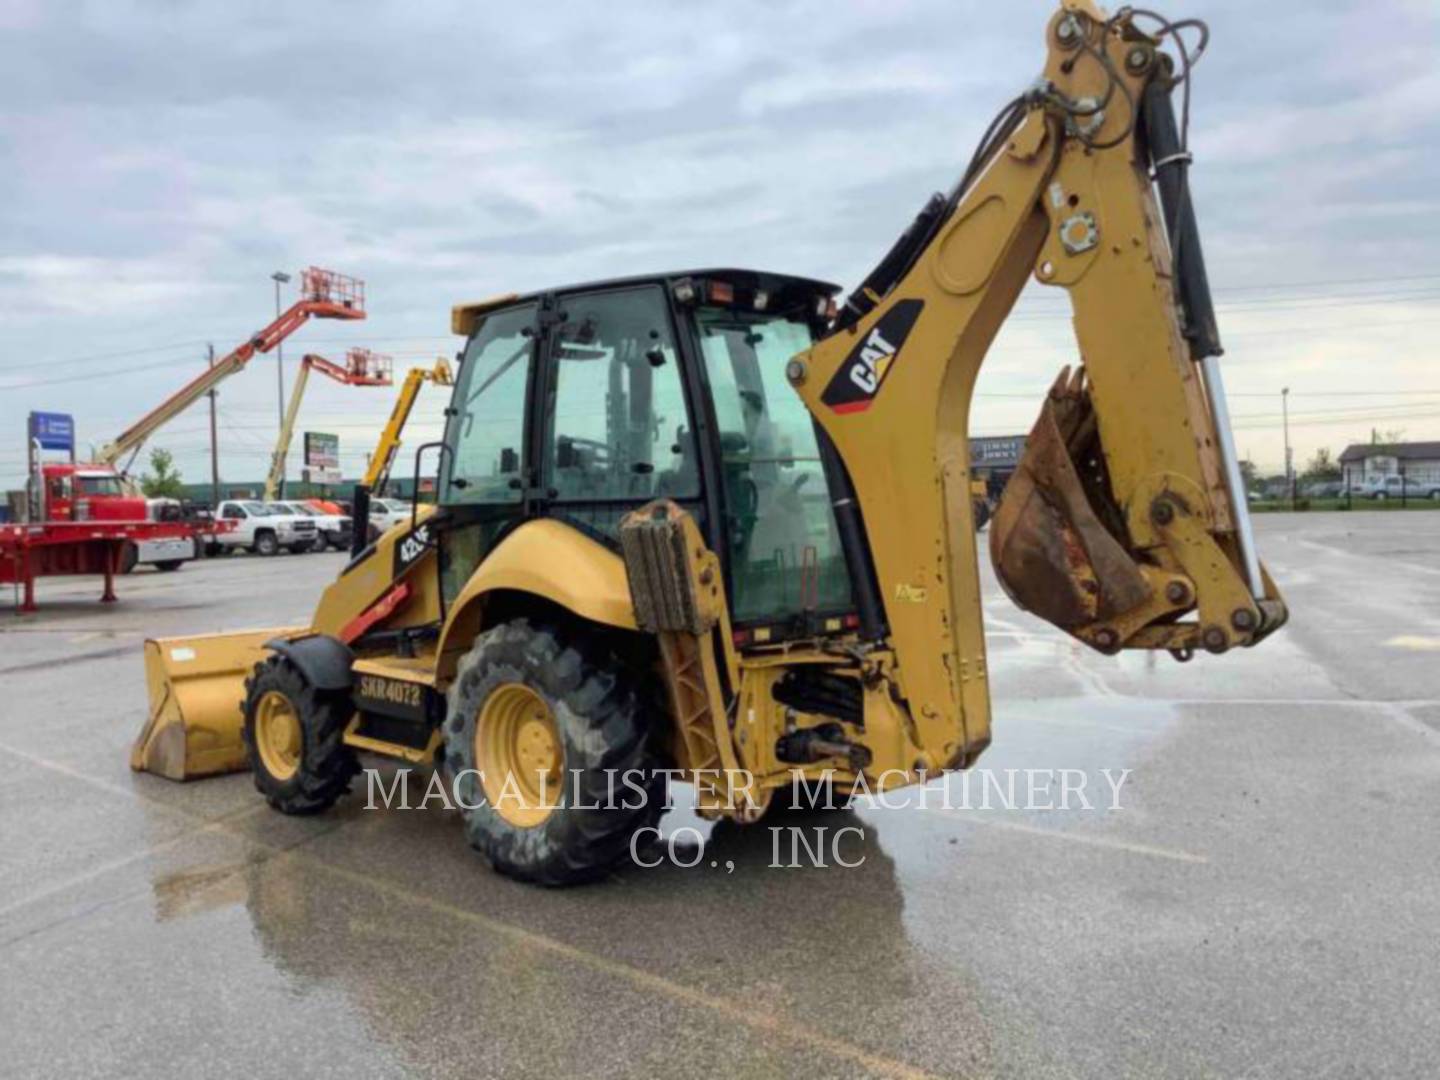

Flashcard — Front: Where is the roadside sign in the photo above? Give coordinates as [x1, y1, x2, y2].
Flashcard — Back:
[304, 431, 340, 471]
[971, 435, 1026, 469]
[29, 412, 75, 453]
[304, 466, 342, 485]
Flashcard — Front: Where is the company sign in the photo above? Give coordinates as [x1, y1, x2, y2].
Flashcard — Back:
[304, 431, 340, 470]
[28, 411, 75, 452]
[970, 435, 1027, 469]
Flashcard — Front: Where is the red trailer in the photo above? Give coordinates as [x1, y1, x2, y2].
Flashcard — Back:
[1, 519, 197, 613]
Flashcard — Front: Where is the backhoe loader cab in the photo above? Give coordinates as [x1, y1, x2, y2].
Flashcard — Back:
[440, 270, 853, 637]
[134, 2, 1288, 887]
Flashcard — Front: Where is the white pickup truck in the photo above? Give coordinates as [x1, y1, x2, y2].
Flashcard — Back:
[366, 497, 414, 542]
[1352, 475, 1440, 501]
[274, 500, 352, 551]
[209, 500, 319, 556]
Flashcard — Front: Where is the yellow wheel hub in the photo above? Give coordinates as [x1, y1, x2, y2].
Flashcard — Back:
[477, 683, 563, 828]
[255, 689, 302, 782]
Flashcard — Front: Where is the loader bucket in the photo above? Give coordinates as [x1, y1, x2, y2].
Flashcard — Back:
[989, 367, 1151, 631]
[131, 628, 301, 781]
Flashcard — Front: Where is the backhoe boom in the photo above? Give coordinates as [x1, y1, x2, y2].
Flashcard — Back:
[789, 1, 1287, 769]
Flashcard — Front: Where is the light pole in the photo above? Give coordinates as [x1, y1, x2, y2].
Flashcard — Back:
[1281, 386, 1292, 507]
[270, 271, 291, 497]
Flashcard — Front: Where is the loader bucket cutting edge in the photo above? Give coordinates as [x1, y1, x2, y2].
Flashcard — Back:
[132, 627, 304, 781]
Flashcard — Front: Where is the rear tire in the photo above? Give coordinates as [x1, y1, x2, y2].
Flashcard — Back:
[253, 530, 279, 556]
[443, 618, 666, 886]
[242, 655, 359, 814]
[119, 542, 139, 574]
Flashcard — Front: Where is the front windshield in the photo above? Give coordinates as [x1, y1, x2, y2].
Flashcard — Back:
[446, 304, 535, 503]
[695, 308, 853, 624]
[76, 475, 123, 496]
[243, 502, 274, 516]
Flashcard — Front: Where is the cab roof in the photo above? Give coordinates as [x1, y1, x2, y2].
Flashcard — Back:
[452, 268, 841, 336]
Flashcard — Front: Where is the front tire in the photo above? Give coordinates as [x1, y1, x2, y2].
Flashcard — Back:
[242, 655, 359, 814]
[443, 619, 666, 886]
[253, 530, 279, 556]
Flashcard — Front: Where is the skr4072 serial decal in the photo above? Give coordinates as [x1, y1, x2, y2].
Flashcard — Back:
[357, 675, 424, 710]
[820, 299, 925, 415]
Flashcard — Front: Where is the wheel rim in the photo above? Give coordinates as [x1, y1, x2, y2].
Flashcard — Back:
[255, 690, 302, 781]
[476, 683, 563, 828]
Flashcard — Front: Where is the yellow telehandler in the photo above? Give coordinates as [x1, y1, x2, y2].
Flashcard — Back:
[132, 1, 1286, 884]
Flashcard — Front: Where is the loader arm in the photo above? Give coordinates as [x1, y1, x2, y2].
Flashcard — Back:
[789, 1, 1286, 769]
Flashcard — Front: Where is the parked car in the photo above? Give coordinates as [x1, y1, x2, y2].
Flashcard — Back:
[367, 497, 414, 541]
[1303, 479, 1345, 498]
[209, 500, 318, 556]
[1351, 475, 1440, 501]
[275, 500, 352, 551]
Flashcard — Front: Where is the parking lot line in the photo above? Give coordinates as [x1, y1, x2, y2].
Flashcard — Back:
[951, 815, 1209, 864]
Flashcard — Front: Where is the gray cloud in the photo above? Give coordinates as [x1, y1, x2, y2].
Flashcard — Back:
[1, 0, 1437, 486]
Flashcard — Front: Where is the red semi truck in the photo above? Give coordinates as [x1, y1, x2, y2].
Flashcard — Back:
[0, 462, 201, 613]
[38, 461, 197, 570]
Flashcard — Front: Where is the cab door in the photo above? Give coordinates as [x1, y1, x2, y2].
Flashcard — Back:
[438, 302, 540, 605]
[536, 285, 703, 540]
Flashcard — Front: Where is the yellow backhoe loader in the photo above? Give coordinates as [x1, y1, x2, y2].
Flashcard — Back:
[132, 1, 1286, 885]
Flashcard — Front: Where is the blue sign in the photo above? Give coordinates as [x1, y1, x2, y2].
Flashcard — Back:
[29, 411, 75, 452]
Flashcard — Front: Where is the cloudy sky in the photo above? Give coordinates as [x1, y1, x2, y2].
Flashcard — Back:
[2, 0, 1437, 492]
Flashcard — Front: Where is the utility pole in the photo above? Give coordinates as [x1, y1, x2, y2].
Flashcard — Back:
[271, 270, 292, 498]
[1281, 387, 1293, 508]
[207, 343, 219, 506]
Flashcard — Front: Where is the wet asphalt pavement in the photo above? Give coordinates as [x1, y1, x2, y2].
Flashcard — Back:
[2, 511, 1438, 1079]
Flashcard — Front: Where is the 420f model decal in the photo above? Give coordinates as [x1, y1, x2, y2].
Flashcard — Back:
[820, 298, 924, 414]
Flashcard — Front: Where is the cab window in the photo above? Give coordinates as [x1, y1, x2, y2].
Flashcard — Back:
[544, 286, 696, 504]
[696, 308, 853, 624]
[76, 475, 123, 496]
[447, 304, 535, 504]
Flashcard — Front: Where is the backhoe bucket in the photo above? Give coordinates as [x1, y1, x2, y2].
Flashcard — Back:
[131, 628, 298, 781]
[989, 367, 1151, 630]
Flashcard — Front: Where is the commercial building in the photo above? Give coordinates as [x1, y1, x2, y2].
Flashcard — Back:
[1338, 442, 1440, 487]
